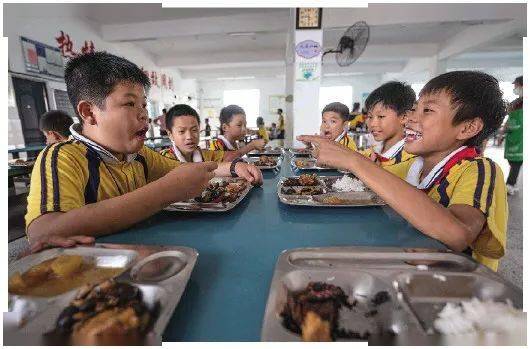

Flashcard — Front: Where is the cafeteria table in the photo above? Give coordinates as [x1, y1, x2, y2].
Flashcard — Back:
[97, 153, 445, 341]
[8, 144, 46, 159]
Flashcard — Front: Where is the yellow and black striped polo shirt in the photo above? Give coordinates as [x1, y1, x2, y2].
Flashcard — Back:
[360, 146, 416, 167]
[337, 134, 358, 151]
[160, 147, 225, 163]
[25, 140, 179, 229]
[386, 156, 508, 271]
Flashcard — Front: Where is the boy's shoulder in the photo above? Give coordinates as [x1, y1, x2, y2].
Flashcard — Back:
[38, 139, 89, 163]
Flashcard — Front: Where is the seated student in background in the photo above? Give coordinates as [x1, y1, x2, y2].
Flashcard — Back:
[361, 81, 417, 166]
[159, 104, 262, 178]
[210, 105, 265, 160]
[299, 71, 508, 271]
[40, 110, 74, 145]
[25, 52, 262, 250]
[270, 123, 279, 140]
[161, 104, 224, 162]
[320, 102, 357, 151]
[256, 116, 270, 143]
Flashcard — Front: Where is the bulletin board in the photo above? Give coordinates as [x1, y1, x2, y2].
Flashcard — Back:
[21, 36, 64, 78]
[268, 95, 286, 114]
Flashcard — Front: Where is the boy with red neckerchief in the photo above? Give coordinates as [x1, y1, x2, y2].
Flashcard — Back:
[299, 71, 508, 271]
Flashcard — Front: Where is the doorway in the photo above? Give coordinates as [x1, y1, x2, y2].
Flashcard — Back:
[12, 77, 48, 145]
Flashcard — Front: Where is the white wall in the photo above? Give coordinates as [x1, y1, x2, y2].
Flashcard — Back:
[4, 3, 196, 146]
[197, 77, 286, 129]
[321, 74, 383, 110]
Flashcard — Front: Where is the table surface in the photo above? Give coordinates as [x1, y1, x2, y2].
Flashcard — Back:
[8, 144, 46, 153]
[97, 154, 444, 341]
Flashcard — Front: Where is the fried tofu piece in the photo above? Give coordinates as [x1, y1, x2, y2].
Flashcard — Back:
[302, 311, 332, 341]
[51, 255, 84, 278]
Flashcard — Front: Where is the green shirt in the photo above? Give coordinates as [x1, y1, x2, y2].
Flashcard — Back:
[504, 108, 523, 162]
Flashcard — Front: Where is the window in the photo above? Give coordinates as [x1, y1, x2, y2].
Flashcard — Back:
[319, 86, 352, 112]
[223, 89, 260, 127]
[499, 81, 518, 103]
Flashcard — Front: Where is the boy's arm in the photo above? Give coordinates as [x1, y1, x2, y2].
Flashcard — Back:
[233, 139, 266, 157]
[298, 135, 485, 251]
[27, 162, 217, 246]
[214, 161, 263, 185]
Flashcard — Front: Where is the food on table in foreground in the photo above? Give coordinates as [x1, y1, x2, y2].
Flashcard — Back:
[319, 196, 355, 205]
[54, 279, 158, 345]
[255, 155, 278, 167]
[281, 186, 324, 196]
[8, 255, 124, 297]
[194, 180, 246, 203]
[331, 175, 365, 192]
[281, 282, 366, 341]
[283, 174, 320, 187]
[433, 298, 526, 335]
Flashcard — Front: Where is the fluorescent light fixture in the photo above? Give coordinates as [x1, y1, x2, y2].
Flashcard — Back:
[216, 76, 256, 81]
[227, 32, 257, 37]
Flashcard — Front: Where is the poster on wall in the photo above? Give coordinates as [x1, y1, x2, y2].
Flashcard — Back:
[21, 36, 64, 78]
[295, 39, 322, 81]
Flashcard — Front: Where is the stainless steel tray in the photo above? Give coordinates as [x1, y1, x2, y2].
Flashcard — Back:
[288, 148, 313, 157]
[278, 175, 386, 207]
[8, 160, 35, 168]
[290, 157, 334, 171]
[164, 177, 252, 212]
[247, 155, 283, 170]
[247, 147, 284, 157]
[4, 243, 198, 345]
[261, 246, 524, 344]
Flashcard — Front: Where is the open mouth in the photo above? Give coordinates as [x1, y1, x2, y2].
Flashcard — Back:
[134, 127, 148, 139]
[184, 142, 196, 147]
[404, 128, 422, 142]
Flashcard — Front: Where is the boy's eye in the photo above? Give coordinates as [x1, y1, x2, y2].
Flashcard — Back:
[378, 115, 385, 119]
[423, 108, 433, 113]
[124, 101, 135, 107]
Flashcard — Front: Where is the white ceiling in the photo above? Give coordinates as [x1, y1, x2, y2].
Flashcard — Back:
[5, 3, 526, 81]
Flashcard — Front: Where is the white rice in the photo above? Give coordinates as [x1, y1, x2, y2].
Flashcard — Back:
[332, 175, 365, 192]
[434, 298, 526, 335]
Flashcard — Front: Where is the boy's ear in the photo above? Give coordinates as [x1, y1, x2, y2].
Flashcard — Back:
[457, 117, 484, 142]
[77, 100, 97, 125]
[49, 131, 63, 142]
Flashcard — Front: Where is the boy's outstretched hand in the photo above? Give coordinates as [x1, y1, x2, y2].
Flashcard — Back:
[164, 161, 218, 202]
[30, 235, 95, 253]
[297, 135, 356, 170]
[234, 162, 264, 186]
[249, 138, 266, 151]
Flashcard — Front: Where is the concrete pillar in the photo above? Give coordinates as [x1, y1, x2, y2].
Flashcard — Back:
[284, 9, 323, 148]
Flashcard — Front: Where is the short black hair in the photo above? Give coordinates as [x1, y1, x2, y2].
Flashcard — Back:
[365, 81, 416, 116]
[514, 76, 523, 86]
[277, 108, 283, 113]
[64, 52, 150, 119]
[220, 105, 245, 134]
[420, 70, 507, 147]
[162, 108, 167, 113]
[165, 104, 200, 130]
[322, 102, 350, 121]
[39, 110, 73, 137]
[256, 116, 265, 126]
[352, 102, 360, 111]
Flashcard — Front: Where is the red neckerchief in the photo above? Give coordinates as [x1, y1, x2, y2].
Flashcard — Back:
[376, 153, 390, 163]
[421, 146, 478, 192]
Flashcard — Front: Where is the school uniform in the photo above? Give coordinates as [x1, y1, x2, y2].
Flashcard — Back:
[160, 144, 224, 163]
[360, 139, 415, 167]
[257, 127, 270, 143]
[335, 131, 357, 151]
[386, 146, 508, 271]
[25, 124, 179, 229]
[210, 135, 237, 151]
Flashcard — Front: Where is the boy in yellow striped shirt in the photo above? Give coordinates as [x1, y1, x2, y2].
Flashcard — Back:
[320, 102, 357, 151]
[25, 52, 262, 251]
[362, 81, 416, 166]
[300, 71, 508, 271]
